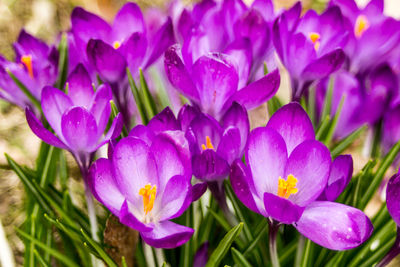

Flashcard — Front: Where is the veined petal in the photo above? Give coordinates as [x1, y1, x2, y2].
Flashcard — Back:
[120, 200, 153, 232]
[216, 127, 241, 164]
[322, 155, 353, 201]
[66, 64, 94, 107]
[192, 150, 230, 181]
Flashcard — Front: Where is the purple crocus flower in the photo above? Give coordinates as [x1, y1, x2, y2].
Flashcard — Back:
[165, 45, 280, 120]
[0, 30, 58, 110]
[25, 64, 122, 170]
[273, 3, 346, 99]
[88, 130, 194, 248]
[230, 102, 373, 250]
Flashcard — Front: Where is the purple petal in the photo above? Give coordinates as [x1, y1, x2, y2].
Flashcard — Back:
[322, 155, 353, 201]
[263, 192, 305, 224]
[266, 102, 315, 155]
[246, 127, 287, 197]
[41, 86, 73, 137]
[228, 69, 280, 111]
[25, 108, 67, 149]
[61, 107, 99, 152]
[192, 150, 230, 181]
[71, 7, 111, 43]
[141, 220, 194, 249]
[88, 158, 124, 216]
[147, 107, 180, 134]
[66, 64, 94, 107]
[164, 45, 199, 101]
[302, 49, 345, 80]
[365, 0, 384, 14]
[120, 200, 153, 232]
[112, 2, 145, 41]
[89, 84, 112, 135]
[387, 173, 400, 226]
[129, 125, 155, 146]
[193, 242, 209, 267]
[216, 127, 241, 164]
[192, 182, 208, 202]
[94, 114, 124, 151]
[15, 30, 49, 60]
[295, 201, 373, 250]
[251, 0, 274, 21]
[177, 104, 201, 132]
[224, 38, 252, 88]
[86, 39, 126, 83]
[284, 140, 331, 206]
[119, 32, 147, 73]
[113, 137, 158, 205]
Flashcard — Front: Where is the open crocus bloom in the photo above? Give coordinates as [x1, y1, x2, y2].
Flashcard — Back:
[230, 102, 373, 250]
[165, 45, 280, 120]
[25, 64, 122, 167]
[89, 131, 194, 248]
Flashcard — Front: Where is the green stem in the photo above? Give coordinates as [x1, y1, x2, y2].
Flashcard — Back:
[268, 220, 280, 267]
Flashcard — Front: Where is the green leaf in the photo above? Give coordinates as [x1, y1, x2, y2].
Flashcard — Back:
[307, 86, 316, 127]
[243, 220, 268, 256]
[206, 223, 244, 267]
[127, 68, 148, 124]
[56, 33, 69, 90]
[7, 70, 41, 111]
[34, 249, 51, 267]
[324, 94, 345, 146]
[180, 205, 194, 267]
[299, 239, 314, 267]
[267, 96, 282, 116]
[315, 115, 331, 141]
[231, 247, 253, 267]
[352, 160, 376, 209]
[122, 257, 128, 267]
[263, 62, 268, 75]
[320, 76, 334, 123]
[331, 125, 367, 158]
[139, 68, 158, 118]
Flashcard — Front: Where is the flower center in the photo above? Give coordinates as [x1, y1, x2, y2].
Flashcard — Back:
[201, 136, 214, 150]
[21, 54, 34, 78]
[355, 15, 369, 38]
[113, 41, 121, 49]
[309, 32, 321, 51]
[139, 184, 157, 215]
[277, 174, 298, 199]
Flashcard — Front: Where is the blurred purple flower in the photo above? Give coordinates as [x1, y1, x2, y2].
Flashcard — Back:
[230, 102, 373, 250]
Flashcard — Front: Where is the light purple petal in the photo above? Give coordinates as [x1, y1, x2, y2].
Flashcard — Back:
[112, 2, 145, 41]
[61, 107, 99, 152]
[129, 125, 155, 146]
[66, 63, 94, 107]
[192, 149, 230, 181]
[120, 200, 153, 232]
[224, 38, 252, 88]
[94, 113, 123, 151]
[216, 127, 241, 164]
[295, 201, 373, 250]
[302, 49, 345, 80]
[89, 84, 112, 135]
[140, 220, 194, 249]
[119, 32, 147, 73]
[266, 102, 315, 155]
[263, 192, 305, 224]
[322, 155, 353, 201]
[88, 158, 124, 216]
[284, 140, 331, 206]
[25, 108, 67, 149]
[71, 7, 111, 43]
[147, 107, 180, 134]
[387, 173, 400, 226]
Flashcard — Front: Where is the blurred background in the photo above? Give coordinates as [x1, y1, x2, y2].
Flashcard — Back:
[0, 0, 399, 265]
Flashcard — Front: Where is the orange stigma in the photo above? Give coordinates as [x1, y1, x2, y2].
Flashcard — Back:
[309, 32, 321, 51]
[113, 41, 121, 49]
[139, 184, 157, 215]
[21, 55, 34, 78]
[277, 174, 298, 199]
[201, 136, 214, 150]
[355, 15, 369, 38]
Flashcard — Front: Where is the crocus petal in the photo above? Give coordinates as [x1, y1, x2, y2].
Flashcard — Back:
[192, 150, 230, 181]
[86, 39, 127, 83]
[119, 32, 147, 73]
[25, 108, 67, 149]
[365, 0, 384, 14]
[112, 2, 145, 41]
[263, 192, 305, 224]
[246, 127, 287, 197]
[120, 200, 153, 232]
[322, 155, 353, 201]
[66, 64, 94, 107]
[192, 182, 208, 202]
[129, 125, 155, 146]
[266, 102, 315, 155]
[61, 107, 99, 152]
[89, 84, 112, 135]
[140, 220, 194, 249]
[177, 104, 201, 132]
[224, 38, 252, 88]
[228, 69, 280, 111]
[88, 158, 124, 216]
[193, 242, 209, 267]
[15, 30, 49, 60]
[113, 137, 158, 205]
[295, 201, 373, 250]
[302, 49, 345, 80]
[71, 7, 111, 42]
[147, 107, 180, 134]
[284, 140, 331, 206]
[164, 45, 199, 101]
[94, 113, 123, 151]
[216, 127, 241, 164]
[387, 173, 400, 226]
[41, 86, 73, 137]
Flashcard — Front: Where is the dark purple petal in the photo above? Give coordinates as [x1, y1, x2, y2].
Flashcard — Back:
[295, 201, 373, 250]
[147, 107, 180, 134]
[216, 127, 241, 164]
[284, 140, 331, 206]
[15, 30, 49, 60]
[246, 127, 287, 197]
[228, 69, 280, 111]
[192, 182, 208, 202]
[285, 33, 316, 79]
[164, 45, 199, 101]
[120, 200, 153, 232]
[86, 39, 126, 83]
[41, 86, 73, 137]
[189, 113, 223, 154]
[193, 242, 209, 267]
[71, 7, 111, 43]
[88, 158, 124, 216]
[66, 63, 94, 107]
[177, 104, 201, 132]
[61, 107, 99, 152]
[89, 84, 113, 135]
[387, 173, 400, 226]
[322, 155, 353, 201]
[266, 102, 315, 155]
[140, 220, 194, 249]
[25, 108, 67, 149]
[230, 159, 260, 214]
[112, 2, 145, 41]
[263, 192, 305, 224]
[302, 49, 345, 80]
[119, 32, 147, 73]
[192, 150, 230, 181]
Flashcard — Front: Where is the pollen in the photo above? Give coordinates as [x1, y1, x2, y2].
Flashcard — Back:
[309, 32, 321, 51]
[113, 41, 121, 49]
[355, 15, 369, 38]
[21, 55, 34, 78]
[139, 184, 157, 215]
[277, 174, 299, 199]
[201, 136, 214, 150]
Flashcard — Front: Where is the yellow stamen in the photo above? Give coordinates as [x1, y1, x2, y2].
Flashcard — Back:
[201, 136, 214, 150]
[309, 32, 321, 52]
[21, 54, 34, 78]
[355, 15, 369, 38]
[113, 41, 121, 49]
[139, 184, 157, 215]
[277, 174, 299, 199]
